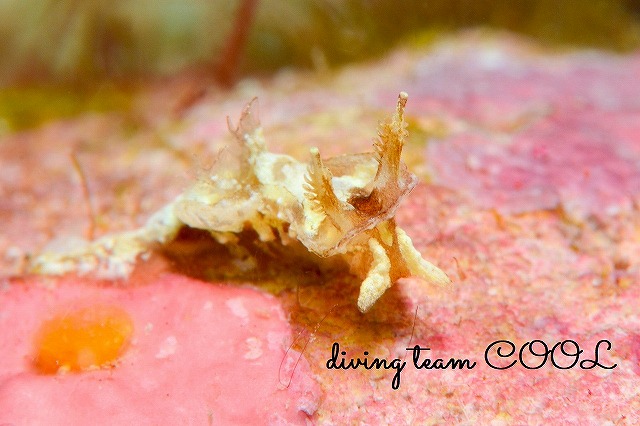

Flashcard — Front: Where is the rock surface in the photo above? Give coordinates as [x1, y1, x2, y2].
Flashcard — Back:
[0, 274, 320, 425]
[1, 33, 639, 424]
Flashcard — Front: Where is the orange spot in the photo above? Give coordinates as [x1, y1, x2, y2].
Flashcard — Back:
[33, 305, 134, 374]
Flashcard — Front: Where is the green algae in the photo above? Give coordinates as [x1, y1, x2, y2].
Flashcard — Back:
[0, 85, 131, 131]
[2, 1, 639, 89]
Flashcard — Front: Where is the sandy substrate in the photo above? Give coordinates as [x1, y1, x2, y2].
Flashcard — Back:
[1, 33, 639, 424]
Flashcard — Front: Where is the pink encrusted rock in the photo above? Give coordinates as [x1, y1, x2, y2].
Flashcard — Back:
[409, 41, 640, 220]
[0, 274, 320, 425]
[428, 108, 640, 219]
[2, 33, 640, 424]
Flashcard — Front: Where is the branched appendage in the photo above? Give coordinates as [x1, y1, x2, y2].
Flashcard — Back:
[228, 97, 261, 141]
[396, 227, 450, 287]
[344, 92, 451, 312]
[225, 97, 265, 177]
[346, 92, 415, 223]
[357, 238, 392, 312]
[372, 91, 408, 192]
[70, 152, 97, 241]
[303, 148, 351, 230]
[303, 148, 331, 216]
[354, 221, 451, 312]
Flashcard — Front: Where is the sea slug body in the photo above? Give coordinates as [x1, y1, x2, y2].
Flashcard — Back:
[31, 92, 451, 312]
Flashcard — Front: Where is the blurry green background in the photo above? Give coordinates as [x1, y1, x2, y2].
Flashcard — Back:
[1, 0, 639, 129]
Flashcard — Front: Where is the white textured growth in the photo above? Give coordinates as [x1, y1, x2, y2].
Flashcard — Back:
[357, 238, 392, 312]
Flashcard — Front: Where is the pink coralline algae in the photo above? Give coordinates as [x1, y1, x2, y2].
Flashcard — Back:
[1, 33, 640, 425]
[428, 109, 640, 219]
[407, 43, 640, 219]
[0, 274, 320, 425]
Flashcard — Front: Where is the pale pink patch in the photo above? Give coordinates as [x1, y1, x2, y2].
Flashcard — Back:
[0, 274, 320, 425]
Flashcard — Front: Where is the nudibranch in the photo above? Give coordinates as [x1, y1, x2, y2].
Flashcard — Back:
[30, 92, 451, 312]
